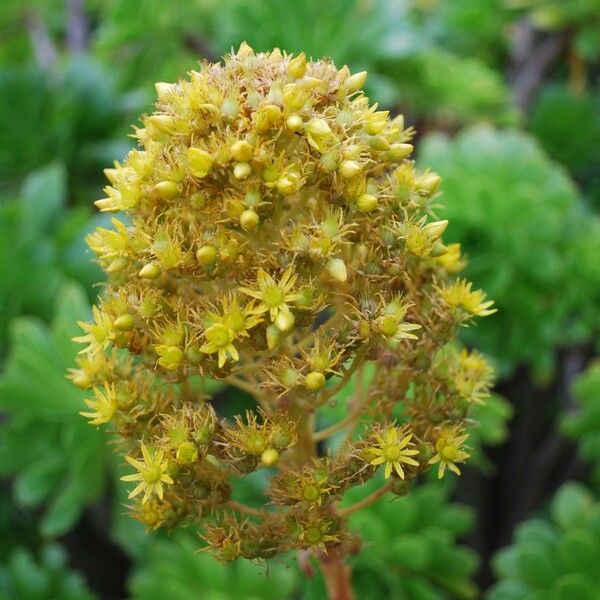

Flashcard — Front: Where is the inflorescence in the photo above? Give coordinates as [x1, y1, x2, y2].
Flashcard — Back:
[70, 43, 495, 562]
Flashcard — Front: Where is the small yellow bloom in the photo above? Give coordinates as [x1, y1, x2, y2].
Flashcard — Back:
[121, 443, 173, 503]
[440, 279, 496, 317]
[155, 344, 184, 370]
[73, 306, 114, 355]
[239, 268, 300, 322]
[368, 427, 420, 479]
[80, 383, 117, 425]
[200, 323, 239, 368]
[428, 427, 470, 478]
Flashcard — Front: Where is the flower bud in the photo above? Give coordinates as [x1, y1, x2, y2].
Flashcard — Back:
[240, 209, 260, 231]
[155, 82, 175, 101]
[416, 172, 442, 195]
[287, 52, 307, 79]
[343, 70, 367, 93]
[286, 114, 304, 132]
[154, 181, 179, 199]
[106, 257, 129, 274]
[139, 263, 161, 279]
[261, 448, 280, 467]
[424, 219, 448, 241]
[327, 258, 347, 282]
[388, 143, 413, 161]
[357, 193, 378, 212]
[71, 371, 91, 389]
[231, 140, 253, 162]
[266, 324, 280, 350]
[233, 162, 252, 180]
[188, 147, 214, 178]
[275, 310, 295, 332]
[339, 160, 362, 179]
[196, 245, 217, 265]
[176, 441, 199, 465]
[114, 314, 135, 332]
[305, 371, 326, 391]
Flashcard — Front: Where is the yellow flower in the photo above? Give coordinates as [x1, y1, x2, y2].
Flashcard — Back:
[239, 268, 300, 322]
[209, 295, 263, 340]
[80, 383, 117, 425]
[155, 344, 184, 370]
[436, 243, 466, 273]
[375, 297, 421, 343]
[121, 443, 173, 503]
[440, 279, 496, 317]
[200, 323, 239, 368]
[455, 349, 494, 404]
[428, 427, 470, 478]
[73, 306, 114, 355]
[368, 427, 420, 479]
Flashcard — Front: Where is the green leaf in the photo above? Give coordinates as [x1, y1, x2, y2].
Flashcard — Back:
[551, 483, 593, 531]
[20, 162, 67, 237]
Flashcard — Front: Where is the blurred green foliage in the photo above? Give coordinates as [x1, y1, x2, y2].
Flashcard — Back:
[0, 57, 143, 199]
[0, 163, 101, 356]
[419, 126, 600, 377]
[487, 482, 600, 600]
[562, 360, 600, 486]
[0, 283, 109, 537]
[0, 544, 95, 600]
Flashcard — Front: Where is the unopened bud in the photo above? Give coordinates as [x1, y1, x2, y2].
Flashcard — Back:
[305, 371, 326, 391]
[417, 172, 442, 195]
[188, 147, 213, 178]
[114, 314, 135, 332]
[327, 258, 347, 282]
[231, 140, 253, 162]
[339, 160, 362, 179]
[233, 162, 252, 180]
[106, 257, 129, 273]
[139, 263, 161, 279]
[286, 114, 304, 132]
[424, 219, 448, 241]
[240, 209, 259, 231]
[287, 52, 307, 79]
[344, 70, 367, 93]
[154, 180, 179, 199]
[261, 448, 280, 467]
[388, 143, 413, 161]
[196, 245, 217, 265]
[266, 324, 280, 350]
[275, 310, 295, 332]
[176, 442, 199, 465]
[357, 193, 378, 212]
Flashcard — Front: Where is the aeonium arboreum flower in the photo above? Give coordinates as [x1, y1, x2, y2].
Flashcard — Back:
[70, 42, 495, 596]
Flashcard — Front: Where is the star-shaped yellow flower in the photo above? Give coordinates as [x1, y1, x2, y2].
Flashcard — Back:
[121, 443, 173, 503]
[239, 268, 300, 322]
[80, 383, 117, 425]
[428, 427, 470, 478]
[369, 427, 420, 479]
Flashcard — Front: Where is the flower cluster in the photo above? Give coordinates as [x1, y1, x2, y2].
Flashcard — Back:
[70, 43, 495, 561]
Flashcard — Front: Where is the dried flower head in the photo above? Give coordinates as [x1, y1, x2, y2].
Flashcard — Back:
[71, 43, 495, 564]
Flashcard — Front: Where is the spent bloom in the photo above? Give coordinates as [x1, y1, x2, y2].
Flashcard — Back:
[70, 43, 495, 566]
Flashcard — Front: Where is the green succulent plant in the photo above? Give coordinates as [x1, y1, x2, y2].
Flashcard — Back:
[0, 162, 101, 357]
[487, 482, 600, 600]
[0, 544, 95, 600]
[562, 360, 600, 486]
[0, 282, 110, 536]
[129, 481, 478, 600]
[419, 126, 597, 377]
